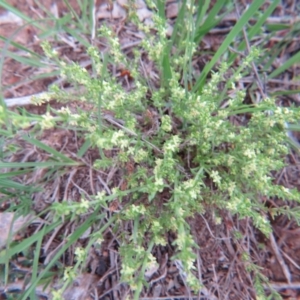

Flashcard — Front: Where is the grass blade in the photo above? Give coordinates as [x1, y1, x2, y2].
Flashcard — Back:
[4, 50, 46, 67]
[269, 51, 300, 79]
[0, 1, 33, 23]
[0, 36, 43, 58]
[193, 0, 264, 91]
[77, 139, 91, 158]
[21, 210, 105, 299]
[235, 0, 280, 54]
[0, 179, 33, 191]
[196, 0, 210, 26]
[30, 225, 45, 300]
[194, 0, 230, 43]
[0, 161, 80, 168]
[21, 135, 77, 164]
[0, 221, 60, 265]
[0, 170, 32, 178]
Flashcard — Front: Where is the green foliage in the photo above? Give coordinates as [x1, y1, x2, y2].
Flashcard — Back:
[1, 0, 300, 299]
[40, 27, 300, 299]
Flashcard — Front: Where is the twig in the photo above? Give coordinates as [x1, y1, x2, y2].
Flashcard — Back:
[281, 249, 300, 270]
[268, 78, 300, 86]
[97, 267, 117, 285]
[4, 92, 45, 107]
[265, 282, 300, 290]
[43, 223, 64, 254]
[149, 265, 167, 285]
[174, 259, 193, 300]
[269, 232, 291, 283]
[121, 40, 141, 50]
[212, 263, 221, 299]
[91, 1, 96, 40]
[63, 169, 78, 200]
[92, 282, 121, 299]
[89, 167, 96, 195]
[196, 250, 203, 300]
[0, 283, 51, 299]
[103, 113, 163, 153]
[97, 174, 111, 195]
[234, 1, 266, 100]
[221, 13, 300, 25]
[140, 297, 198, 300]
[199, 214, 231, 241]
[265, 16, 300, 24]
[228, 46, 247, 57]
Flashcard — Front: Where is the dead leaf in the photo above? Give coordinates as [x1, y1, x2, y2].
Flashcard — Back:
[97, 2, 127, 20]
[0, 11, 23, 25]
[166, 2, 179, 19]
[166, 23, 173, 36]
[117, 0, 147, 9]
[62, 273, 98, 300]
[0, 212, 39, 248]
[144, 261, 159, 279]
[50, 2, 59, 19]
[136, 7, 153, 22]
[152, 283, 162, 297]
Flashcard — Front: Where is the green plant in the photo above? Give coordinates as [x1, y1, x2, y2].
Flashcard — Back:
[1, 0, 300, 299]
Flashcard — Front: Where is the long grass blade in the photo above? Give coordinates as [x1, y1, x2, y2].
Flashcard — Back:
[77, 139, 91, 158]
[194, 0, 229, 43]
[4, 50, 46, 67]
[0, 1, 33, 23]
[0, 161, 80, 168]
[193, 0, 264, 91]
[21, 135, 77, 163]
[0, 179, 33, 191]
[236, 0, 280, 53]
[269, 51, 300, 79]
[30, 225, 45, 300]
[0, 170, 31, 178]
[21, 209, 105, 299]
[0, 221, 59, 265]
[0, 36, 42, 58]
